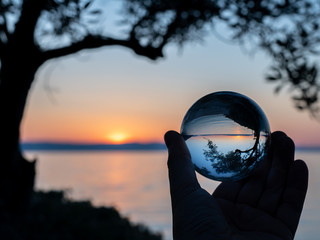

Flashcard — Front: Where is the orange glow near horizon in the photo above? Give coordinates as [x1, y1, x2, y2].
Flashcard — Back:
[106, 132, 129, 144]
[233, 135, 243, 140]
[21, 109, 174, 144]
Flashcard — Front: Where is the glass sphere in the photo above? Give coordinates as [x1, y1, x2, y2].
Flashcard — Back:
[181, 91, 270, 182]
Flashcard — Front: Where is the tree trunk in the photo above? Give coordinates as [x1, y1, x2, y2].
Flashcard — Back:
[0, 0, 51, 212]
[0, 57, 38, 212]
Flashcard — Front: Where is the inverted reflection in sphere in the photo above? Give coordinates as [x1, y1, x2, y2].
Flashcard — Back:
[181, 92, 270, 182]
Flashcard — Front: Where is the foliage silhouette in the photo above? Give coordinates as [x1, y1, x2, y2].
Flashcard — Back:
[0, 0, 318, 211]
[0, 190, 162, 240]
[203, 137, 263, 175]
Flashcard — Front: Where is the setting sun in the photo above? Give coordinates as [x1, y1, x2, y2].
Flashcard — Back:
[108, 132, 128, 144]
[233, 135, 243, 139]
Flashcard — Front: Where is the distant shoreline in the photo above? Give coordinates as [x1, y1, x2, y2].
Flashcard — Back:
[20, 142, 167, 151]
[296, 146, 320, 152]
[20, 142, 320, 152]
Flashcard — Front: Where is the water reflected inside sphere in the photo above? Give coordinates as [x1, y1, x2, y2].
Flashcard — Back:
[181, 91, 270, 182]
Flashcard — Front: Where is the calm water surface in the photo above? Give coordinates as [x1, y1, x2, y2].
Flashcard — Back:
[24, 150, 320, 240]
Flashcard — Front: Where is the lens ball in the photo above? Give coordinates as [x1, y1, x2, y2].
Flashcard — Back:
[181, 91, 270, 182]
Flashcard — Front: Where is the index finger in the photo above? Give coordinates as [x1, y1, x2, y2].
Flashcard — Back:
[165, 131, 201, 208]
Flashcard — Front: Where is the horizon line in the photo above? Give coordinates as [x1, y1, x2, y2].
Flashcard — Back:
[20, 141, 167, 151]
[20, 141, 320, 151]
[21, 140, 164, 145]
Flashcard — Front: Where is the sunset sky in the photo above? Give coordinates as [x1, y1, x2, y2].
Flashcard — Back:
[20, 3, 320, 147]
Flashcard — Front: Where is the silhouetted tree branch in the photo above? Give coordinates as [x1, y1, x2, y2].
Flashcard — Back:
[42, 34, 164, 62]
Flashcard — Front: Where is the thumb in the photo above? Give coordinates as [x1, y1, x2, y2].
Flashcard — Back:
[164, 130, 200, 207]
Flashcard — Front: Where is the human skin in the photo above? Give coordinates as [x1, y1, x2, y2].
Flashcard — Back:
[164, 131, 308, 240]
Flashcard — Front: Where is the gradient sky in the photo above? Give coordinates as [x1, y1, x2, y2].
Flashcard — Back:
[20, 3, 320, 146]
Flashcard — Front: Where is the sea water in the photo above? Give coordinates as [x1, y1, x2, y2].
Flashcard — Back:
[24, 149, 320, 240]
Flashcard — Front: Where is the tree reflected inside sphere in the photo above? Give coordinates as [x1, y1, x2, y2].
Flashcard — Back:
[181, 92, 271, 182]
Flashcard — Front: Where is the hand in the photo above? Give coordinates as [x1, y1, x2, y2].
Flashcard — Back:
[164, 131, 308, 240]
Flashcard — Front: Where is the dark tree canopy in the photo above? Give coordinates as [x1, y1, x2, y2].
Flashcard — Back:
[0, 0, 319, 113]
